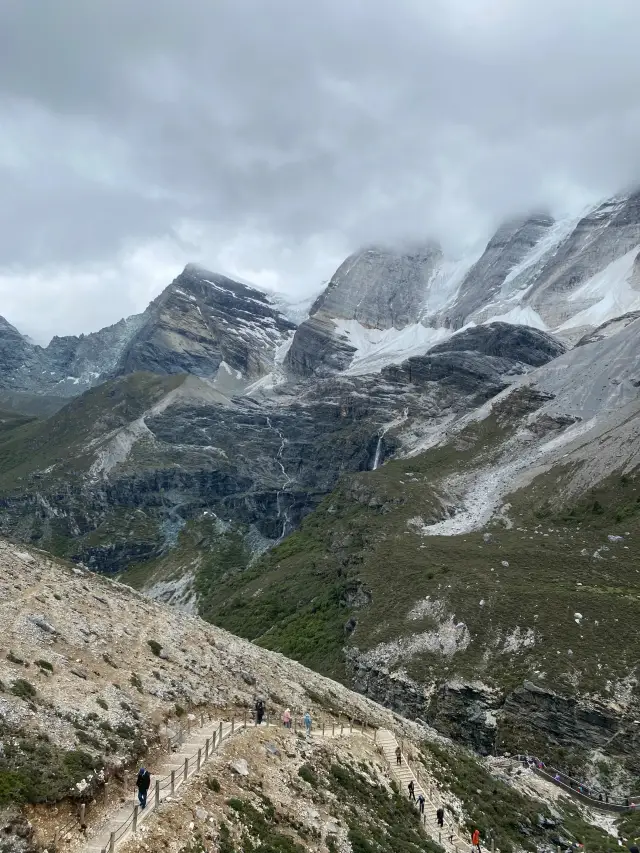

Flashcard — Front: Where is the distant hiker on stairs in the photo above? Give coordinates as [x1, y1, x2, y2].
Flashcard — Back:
[418, 793, 425, 814]
[136, 766, 151, 809]
[436, 806, 445, 828]
[255, 698, 265, 725]
[395, 745, 402, 765]
[283, 708, 291, 729]
[304, 710, 312, 735]
[472, 828, 482, 852]
[408, 780, 415, 801]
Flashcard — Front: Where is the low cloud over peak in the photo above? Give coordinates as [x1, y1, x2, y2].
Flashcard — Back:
[1, 0, 640, 340]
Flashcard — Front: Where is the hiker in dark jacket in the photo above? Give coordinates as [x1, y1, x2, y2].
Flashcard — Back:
[395, 745, 402, 766]
[255, 698, 265, 725]
[436, 806, 445, 828]
[136, 767, 151, 809]
[408, 780, 415, 801]
[417, 793, 425, 814]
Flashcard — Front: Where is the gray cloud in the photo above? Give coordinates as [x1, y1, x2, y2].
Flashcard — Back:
[1, 0, 640, 340]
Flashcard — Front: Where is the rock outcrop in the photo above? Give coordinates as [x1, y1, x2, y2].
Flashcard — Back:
[286, 243, 442, 377]
[381, 323, 565, 401]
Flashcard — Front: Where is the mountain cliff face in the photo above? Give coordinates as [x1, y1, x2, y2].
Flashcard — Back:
[0, 265, 295, 398]
[285, 192, 640, 379]
[1, 190, 640, 785]
[116, 265, 296, 381]
[286, 244, 442, 377]
[446, 214, 555, 327]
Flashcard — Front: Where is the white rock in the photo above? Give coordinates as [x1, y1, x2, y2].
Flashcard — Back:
[231, 758, 249, 776]
[501, 560, 509, 567]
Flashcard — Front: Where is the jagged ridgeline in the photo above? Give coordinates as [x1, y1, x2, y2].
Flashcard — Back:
[0, 192, 640, 791]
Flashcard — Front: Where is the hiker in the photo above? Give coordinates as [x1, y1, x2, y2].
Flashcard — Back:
[136, 766, 151, 809]
[395, 745, 402, 766]
[408, 780, 415, 801]
[472, 828, 481, 852]
[417, 793, 425, 814]
[255, 698, 265, 725]
[283, 708, 291, 729]
[629, 844, 639, 853]
[437, 806, 445, 828]
[304, 710, 312, 735]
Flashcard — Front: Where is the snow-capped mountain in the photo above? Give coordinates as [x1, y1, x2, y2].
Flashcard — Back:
[287, 191, 640, 378]
[3, 190, 640, 400]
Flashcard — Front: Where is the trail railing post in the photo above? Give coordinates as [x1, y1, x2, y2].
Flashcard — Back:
[350, 718, 353, 735]
[133, 804, 138, 833]
[155, 779, 160, 807]
[109, 831, 115, 853]
[491, 839, 495, 853]
[218, 721, 223, 744]
[322, 721, 325, 736]
[232, 716, 235, 734]
[197, 747, 202, 771]
[341, 720, 344, 735]
[255, 709, 258, 727]
[187, 717, 191, 734]
[374, 728, 377, 743]
[170, 770, 175, 795]
[332, 721, 335, 736]
[244, 710, 247, 728]
[200, 713, 204, 728]
[205, 737, 210, 760]
[438, 832, 441, 845]
[184, 757, 188, 781]
[79, 803, 86, 826]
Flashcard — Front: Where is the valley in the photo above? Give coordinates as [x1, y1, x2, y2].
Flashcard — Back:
[1, 191, 640, 851]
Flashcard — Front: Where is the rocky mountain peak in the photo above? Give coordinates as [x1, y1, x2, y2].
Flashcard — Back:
[286, 242, 443, 378]
[115, 264, 296, 383]
[311, 241, 443, 330]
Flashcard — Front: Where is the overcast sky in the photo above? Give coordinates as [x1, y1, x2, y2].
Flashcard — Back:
[1, 0, 640, 342]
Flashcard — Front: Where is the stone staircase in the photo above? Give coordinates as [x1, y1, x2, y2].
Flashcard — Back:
[377, 728, 470, 853]
[84, 718, 242, 853]
[83, 717, 472, 853]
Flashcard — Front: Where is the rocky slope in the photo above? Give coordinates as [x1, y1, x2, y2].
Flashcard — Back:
[0, 322, 562, 578]
[196, 316, 640, 787]
[0, 539, 626, 853]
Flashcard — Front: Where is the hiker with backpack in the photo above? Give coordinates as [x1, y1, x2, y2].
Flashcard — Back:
[136, 766, 151, 809]
[437, 806, 445, 828]
[417, 793, 425, 814]
[255, 698, 265, 725]
[472, 828, 482, 852]
[408, 780, 415, 801]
